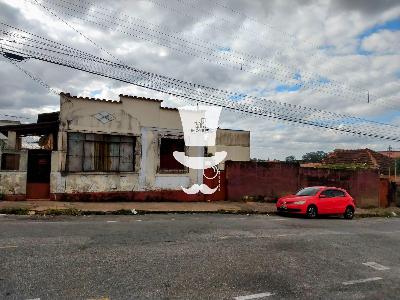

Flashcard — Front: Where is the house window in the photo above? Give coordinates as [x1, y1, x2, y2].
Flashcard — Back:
[1, 153, 20, 170]
[67, 133, 136, 172]
[159, 137, 185, 171]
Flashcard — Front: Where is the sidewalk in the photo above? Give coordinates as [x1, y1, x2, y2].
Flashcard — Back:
[0, 201, 399, 217]
[0, 201, 275, 214]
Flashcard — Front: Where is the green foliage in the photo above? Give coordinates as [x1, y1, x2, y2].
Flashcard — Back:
[0, 207, 29, 215]
[302, 151, 328, 163]
[41, 208, 82, 216]
[285, 155, 296, 162]
[315, 163, 371, 170]
[396, 159, 400, 174]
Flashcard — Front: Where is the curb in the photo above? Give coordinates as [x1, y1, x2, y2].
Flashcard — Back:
[0, 207, 399, 218]
[0, 207, 278, 216]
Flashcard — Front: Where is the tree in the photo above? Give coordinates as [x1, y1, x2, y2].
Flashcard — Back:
[285, 155, 296, 162]
[301, 151, 327, 163]
[396, 158, 400, 174]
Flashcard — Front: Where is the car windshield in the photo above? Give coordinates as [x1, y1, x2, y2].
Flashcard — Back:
[296, 187, 320, 196]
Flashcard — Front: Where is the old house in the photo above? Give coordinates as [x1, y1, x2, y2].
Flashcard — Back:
[0, 93, 250, 201]
[323, 148, 395, 175]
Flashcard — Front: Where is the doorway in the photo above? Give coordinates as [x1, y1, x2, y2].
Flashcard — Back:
[26, 150, 51, 200]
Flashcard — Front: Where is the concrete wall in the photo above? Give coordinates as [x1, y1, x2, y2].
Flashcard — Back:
[226, 161, 299, 201]
[50, 94, 250, 200]
[207, 129, 250, 170]
[55, 95, 195, 195]
[299, 167, 379, 208]
[0, 150, 28, 199]
[0, 94, 250, 201]
[225, 161, 381, 208]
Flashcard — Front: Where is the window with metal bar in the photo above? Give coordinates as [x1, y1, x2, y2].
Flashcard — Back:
[67, 133, 136, 172]
[159, 137, 185, 171]
[1, 153, 20, 170]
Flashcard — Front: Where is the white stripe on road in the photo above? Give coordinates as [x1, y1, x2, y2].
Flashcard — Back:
[234, 292, 274, 299]
[342, 277, 382, 285]
[276, 234, 295, 237]
[106, 221, 117, 223]
[0, 245, 18, 249]
[362, 262, 390, 271]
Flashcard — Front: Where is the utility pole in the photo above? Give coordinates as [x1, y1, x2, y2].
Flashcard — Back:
[388, 145, 392, 178]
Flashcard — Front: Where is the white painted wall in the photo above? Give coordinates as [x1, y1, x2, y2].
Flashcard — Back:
[1, 94, 251, 195]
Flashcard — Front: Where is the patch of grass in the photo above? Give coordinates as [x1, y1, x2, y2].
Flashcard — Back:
[81, 210, 107, 215]
[40, 208, 82, 216]
[0, 207, 29, 215]
[113, 209, 141, 215]
[356, 208, 400, 218]
[315, 163, 372, 170]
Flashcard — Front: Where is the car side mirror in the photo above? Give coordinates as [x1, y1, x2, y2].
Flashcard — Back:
[319, 194, 326, 198]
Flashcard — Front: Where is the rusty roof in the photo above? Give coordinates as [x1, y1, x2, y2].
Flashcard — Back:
[119, 94, 163, 103]
[323, 148, 395, 174]
[60, 92, 121, 103]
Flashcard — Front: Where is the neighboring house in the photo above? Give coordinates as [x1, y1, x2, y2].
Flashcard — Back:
[322, 148, 395, 175]
[379, 150, 400, 159]
[0, 120, 21, 170]
[0, 93, 250, 201]
[0, 120, 20, 146]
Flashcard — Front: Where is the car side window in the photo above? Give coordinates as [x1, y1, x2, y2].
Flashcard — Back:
[320, 190, 335, 198]
[333, 190, 346, 197]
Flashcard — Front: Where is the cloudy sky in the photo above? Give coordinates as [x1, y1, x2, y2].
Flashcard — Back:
[0, 0, 399, 160]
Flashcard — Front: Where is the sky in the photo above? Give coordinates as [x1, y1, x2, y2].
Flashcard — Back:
[0, 0, 399, 160]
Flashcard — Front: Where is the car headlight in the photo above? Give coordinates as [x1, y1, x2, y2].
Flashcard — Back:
[293, 200, 306, 205]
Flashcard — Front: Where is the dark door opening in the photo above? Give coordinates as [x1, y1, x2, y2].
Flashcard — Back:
[26, 150, 51, 200]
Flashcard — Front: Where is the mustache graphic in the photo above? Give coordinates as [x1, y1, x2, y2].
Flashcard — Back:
[182, 184, 218, 194]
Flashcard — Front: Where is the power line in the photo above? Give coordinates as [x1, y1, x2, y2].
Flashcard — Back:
[143, 0, 373, 97]
[1, 23, 400, 143]
[32, 0, 381, 106]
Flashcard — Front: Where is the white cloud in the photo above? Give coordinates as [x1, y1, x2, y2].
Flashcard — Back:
[0, 0, 399, 159]
[361, 30, 400, 54]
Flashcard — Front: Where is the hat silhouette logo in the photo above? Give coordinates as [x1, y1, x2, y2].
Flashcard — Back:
[173, 105, 227, 170]
[173, 105, 227, 194]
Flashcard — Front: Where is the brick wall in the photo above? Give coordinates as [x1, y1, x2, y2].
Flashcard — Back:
[225, 161, 299, 201]
[225, 161, 381, 207]
[299, 167, 379, 208]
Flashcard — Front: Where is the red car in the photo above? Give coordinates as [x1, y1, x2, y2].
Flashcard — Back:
[276, 186, 355, 219]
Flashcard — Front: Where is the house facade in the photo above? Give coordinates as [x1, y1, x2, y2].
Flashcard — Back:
[0, 93, 250, 201]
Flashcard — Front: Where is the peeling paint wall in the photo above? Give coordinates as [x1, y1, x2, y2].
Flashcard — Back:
[226, 161, 382, 207]
[0, 94, 250, 199]
[207, 129, 250, 170]
[54, 94, 250, 195]
[0, 172, 27, 195]
[0, 150, 27, 195]
[51, 172, 140, 193]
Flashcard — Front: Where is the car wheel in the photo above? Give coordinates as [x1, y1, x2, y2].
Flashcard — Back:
[306, 205, 317, 219]
[344, 206, 354, 219]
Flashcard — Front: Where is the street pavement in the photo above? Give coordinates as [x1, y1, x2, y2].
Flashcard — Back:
[0, 214, 399, 299]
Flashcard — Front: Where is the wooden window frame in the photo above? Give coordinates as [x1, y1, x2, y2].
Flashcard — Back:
[66, 132, 137, 173]
[1, 153, 20, 171]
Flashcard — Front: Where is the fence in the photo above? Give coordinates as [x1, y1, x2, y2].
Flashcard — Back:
[225, 161, 382, 208]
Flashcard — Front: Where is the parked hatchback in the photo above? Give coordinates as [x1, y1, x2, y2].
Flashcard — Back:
[276, 186, 355, 219]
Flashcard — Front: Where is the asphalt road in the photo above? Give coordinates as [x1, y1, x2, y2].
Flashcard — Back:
[0, 214, 399, 300]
